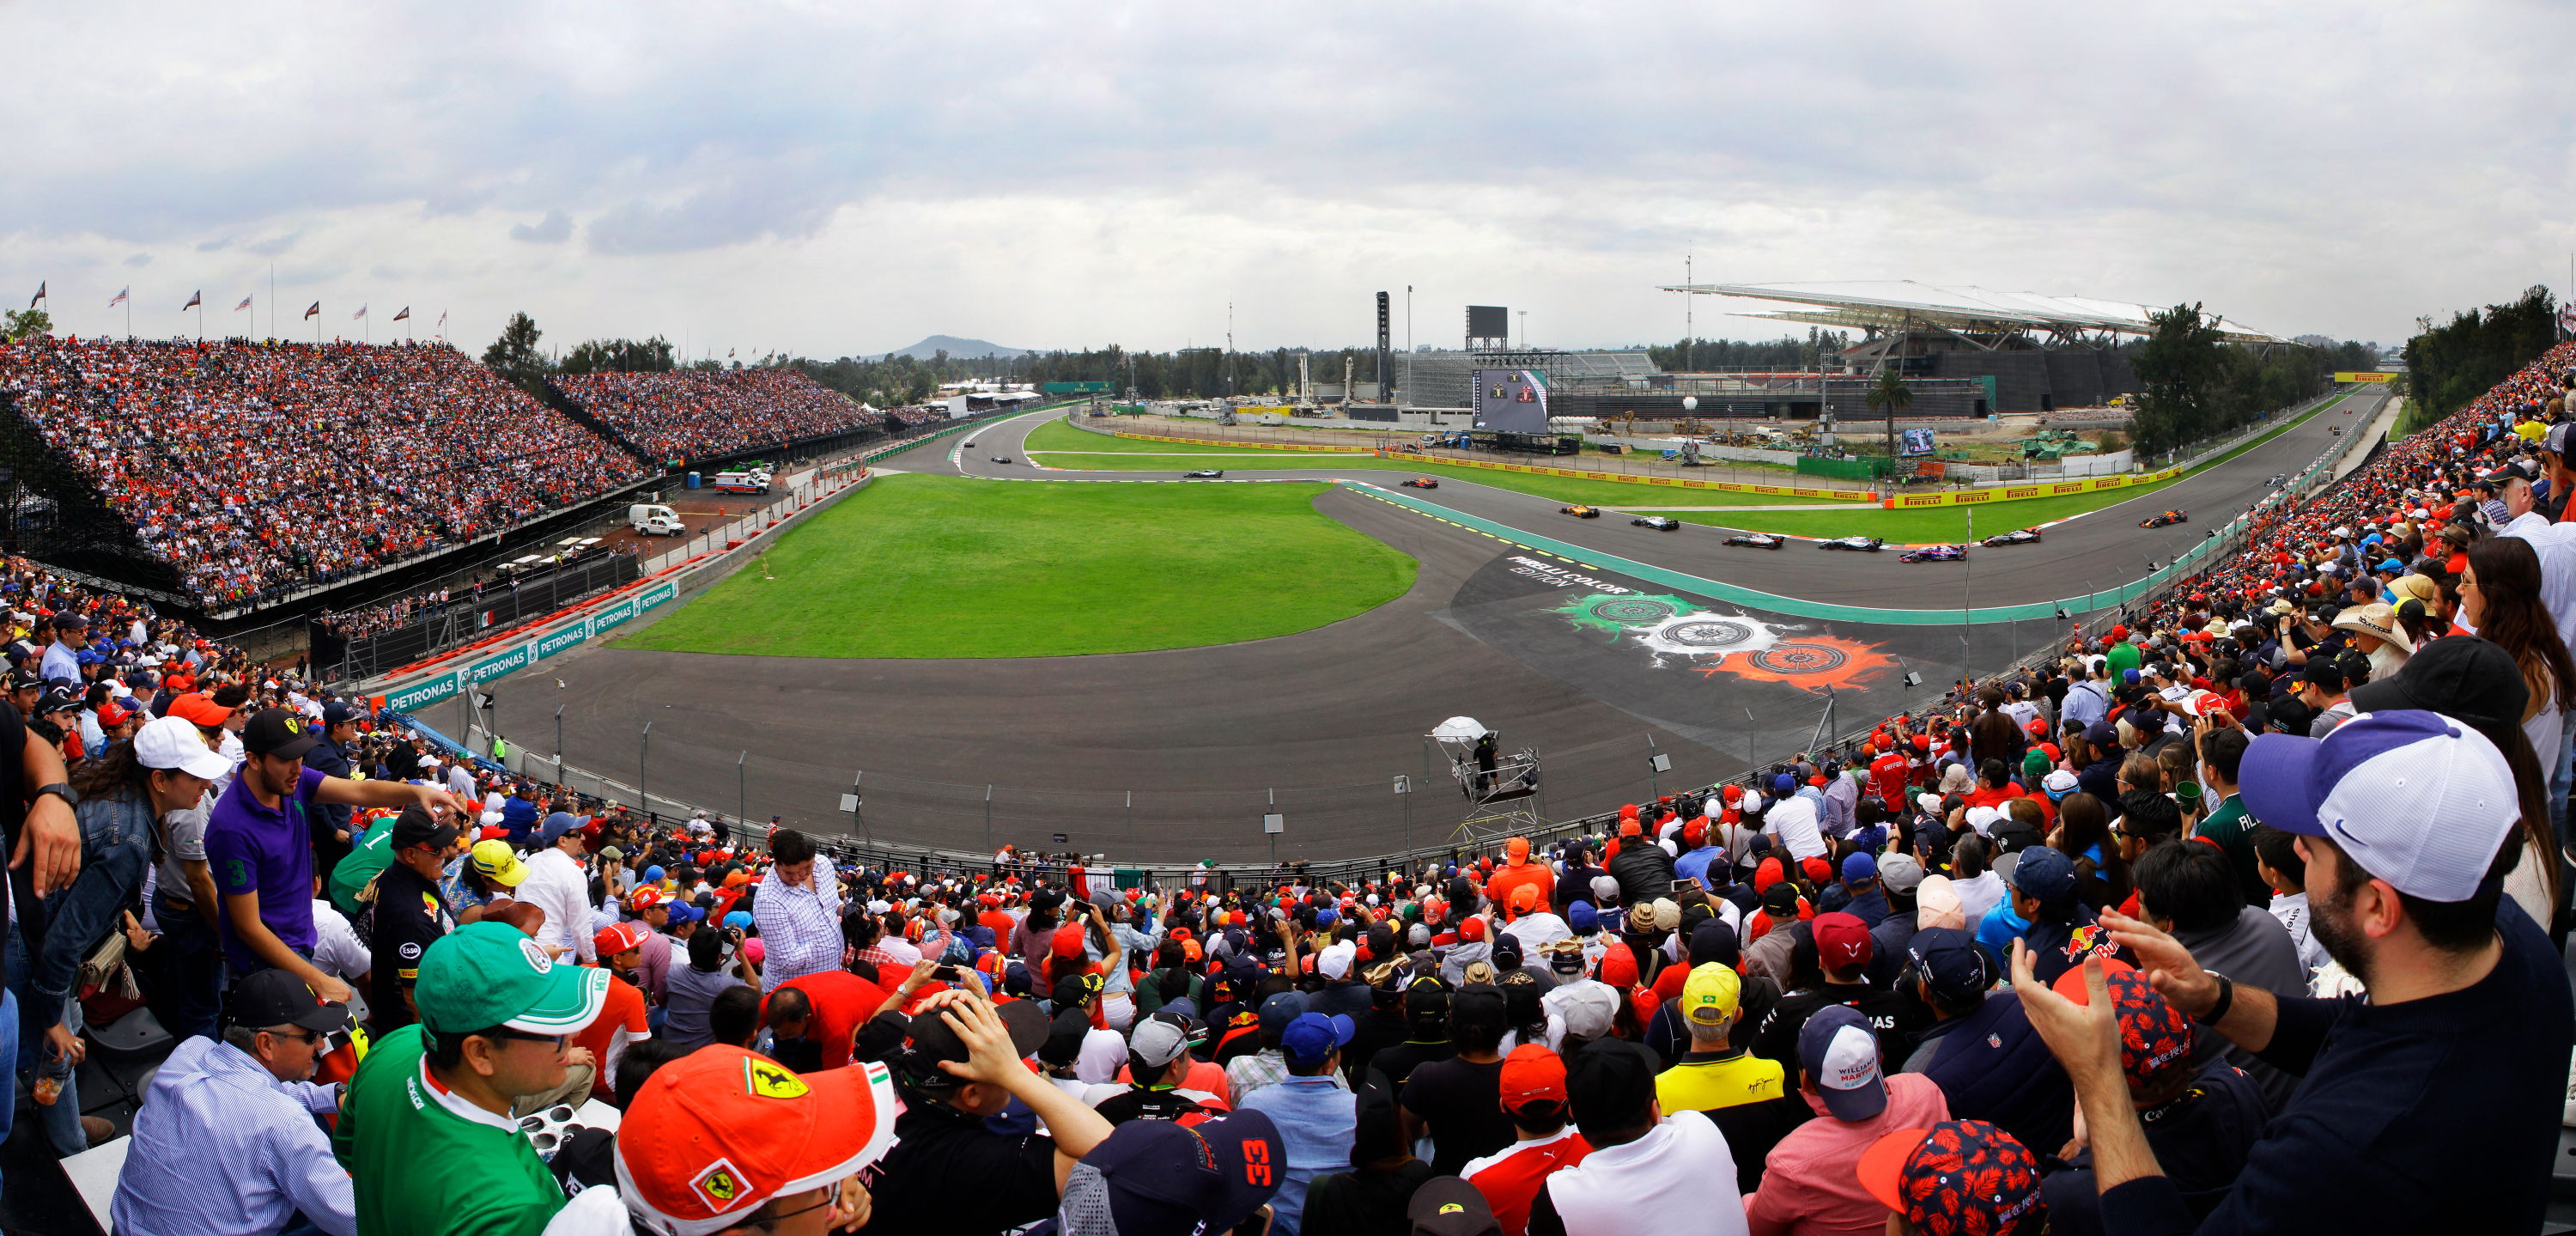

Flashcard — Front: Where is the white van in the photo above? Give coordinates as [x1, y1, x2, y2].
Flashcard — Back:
[710, 471, 769, 494]
[629, 504, 683, 536]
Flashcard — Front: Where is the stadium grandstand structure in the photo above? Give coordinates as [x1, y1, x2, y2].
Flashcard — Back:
[1662, 280, 2294, 414]
[0, 337, 945, 618]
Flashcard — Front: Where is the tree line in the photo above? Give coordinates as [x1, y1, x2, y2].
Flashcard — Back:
[2125, 304, 2382, 456]
[2397, 285, 2560, 435]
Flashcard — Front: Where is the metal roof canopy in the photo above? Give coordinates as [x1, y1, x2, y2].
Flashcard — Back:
[1658, 280, 2288, 345]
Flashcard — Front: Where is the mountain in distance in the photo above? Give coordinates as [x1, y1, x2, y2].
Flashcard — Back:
[880, 334, 1030, 361]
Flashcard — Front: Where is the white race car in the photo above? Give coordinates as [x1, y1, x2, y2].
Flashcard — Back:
[1819, 536, 1884, 552]
[1979, 527, 2042, 547]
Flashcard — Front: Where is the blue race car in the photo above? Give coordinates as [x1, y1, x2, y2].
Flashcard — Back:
[1901, 544, 1969, 563]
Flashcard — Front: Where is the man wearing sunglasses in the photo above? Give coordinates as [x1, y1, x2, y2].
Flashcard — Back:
[112, 968, 359, 1236]
[333, 921, 610, 1236]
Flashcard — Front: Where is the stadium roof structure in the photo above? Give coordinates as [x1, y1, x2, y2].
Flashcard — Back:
[1658, 280, 2290, 346]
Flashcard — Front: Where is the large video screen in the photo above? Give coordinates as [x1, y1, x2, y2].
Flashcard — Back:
[1467, 305, 1510, 340]
[1474, 368, 1551, 433]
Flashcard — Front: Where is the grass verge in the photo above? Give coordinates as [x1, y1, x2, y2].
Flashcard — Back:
[616, 472, 1415, 658]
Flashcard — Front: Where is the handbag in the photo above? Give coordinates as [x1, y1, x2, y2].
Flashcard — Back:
[77, 922, 145, 1026]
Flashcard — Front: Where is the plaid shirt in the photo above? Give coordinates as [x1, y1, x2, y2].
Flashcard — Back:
[751, 873, 842, 992]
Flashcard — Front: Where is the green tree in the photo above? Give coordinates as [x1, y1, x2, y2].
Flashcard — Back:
[2401, 285, 2557, 435]
[1, 308, 51, 342]
[482, 312, 550, 395]
[1865, 368, 1912, 460]
[558, 336, 677, 374]
[2128, 302, 2227, 456]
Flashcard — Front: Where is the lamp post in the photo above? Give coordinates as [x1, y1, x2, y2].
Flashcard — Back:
[738, 750, 747, 825]
[640, 722, 652, 818]
[553, 704, 564, 782]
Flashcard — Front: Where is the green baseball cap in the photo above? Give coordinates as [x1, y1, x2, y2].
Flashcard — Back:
[415, 922, 610, 1041]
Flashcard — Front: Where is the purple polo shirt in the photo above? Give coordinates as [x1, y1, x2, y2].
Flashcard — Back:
[203, 764, 326, 970]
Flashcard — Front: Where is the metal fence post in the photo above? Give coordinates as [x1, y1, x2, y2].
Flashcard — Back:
[640, 722, 652, 813]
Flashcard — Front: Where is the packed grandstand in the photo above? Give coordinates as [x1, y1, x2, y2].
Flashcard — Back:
[0, 327, 2565, 1236]
[0, 338, 920, 612]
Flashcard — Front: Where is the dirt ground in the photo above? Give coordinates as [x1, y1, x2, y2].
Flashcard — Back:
[588, 484, 797, 557]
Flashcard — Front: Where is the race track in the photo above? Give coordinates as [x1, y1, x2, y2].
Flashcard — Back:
[501, 392, 2383, 862]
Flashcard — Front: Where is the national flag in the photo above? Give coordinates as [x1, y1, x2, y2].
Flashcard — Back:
[352, 304, 368, 320]
[437, 310, 447, 327]
[727, 348, 737, 358]
[392, 307, 410, 322]
[28, 282, 45, 308]
[106, 287, 129, 308]
[303, 301, 320, 320]
[234, 295, 252, 312]
[182, 290, 201, 311]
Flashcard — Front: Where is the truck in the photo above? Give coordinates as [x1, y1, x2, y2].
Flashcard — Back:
[709, 470, 769, 494]
[629, 503, 684, 536]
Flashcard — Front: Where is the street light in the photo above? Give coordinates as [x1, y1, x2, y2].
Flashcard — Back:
[640, 722, 652, 819]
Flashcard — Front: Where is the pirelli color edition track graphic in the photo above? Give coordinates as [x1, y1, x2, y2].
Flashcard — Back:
[1548, 590, 1894, 691]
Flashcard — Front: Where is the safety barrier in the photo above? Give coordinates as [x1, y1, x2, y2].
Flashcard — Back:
[1367, 451, 1880, 502]
[1880, 466, 2184, 508]
[1109, 430, 1370, 454]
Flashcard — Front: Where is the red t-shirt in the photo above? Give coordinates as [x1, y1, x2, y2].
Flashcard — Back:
[775, 970, 890, 1070]
[1964, 785, 2021, 812]
[1868, 752, 1911, 809]
[571, 972, 651, 1098]
[1464, 1129, 1592, 1236]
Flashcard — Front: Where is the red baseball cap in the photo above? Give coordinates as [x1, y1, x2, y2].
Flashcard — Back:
[593, 922, 648, 959]
[1813, 911, 1873, 973]
[1458, 916, 1487, 943]
[629, 887, 664, 912]
[1497, 1043, 1567, 1113]
[616, 1049, 899, 1236]
[2049, 961, 2190, 1087]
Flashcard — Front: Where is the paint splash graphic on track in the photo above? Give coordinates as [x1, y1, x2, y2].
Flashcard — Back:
[1549, 592, 1893, 691]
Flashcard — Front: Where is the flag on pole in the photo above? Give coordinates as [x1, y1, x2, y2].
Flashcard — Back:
[106, 287, 129, 308]
[436, 310, 447, 327]
[303, 301, 320, 320]
[392, 307, 410, 322]
[28, 282, 45, 308]
[182, 290, 201, 311]
[235, 295, 252, 312]
[727, 349, 736, 358]
[352, 304, 368, 321]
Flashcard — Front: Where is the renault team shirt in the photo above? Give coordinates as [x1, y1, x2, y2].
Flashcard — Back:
[332, 1024, 566, 1236]
[204, 764, 328, 970]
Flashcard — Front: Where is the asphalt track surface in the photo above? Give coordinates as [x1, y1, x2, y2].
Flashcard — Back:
[504, 392, 2383, 862]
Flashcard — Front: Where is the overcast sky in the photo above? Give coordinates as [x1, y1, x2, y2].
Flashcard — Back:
[5, 3, 2570, 359]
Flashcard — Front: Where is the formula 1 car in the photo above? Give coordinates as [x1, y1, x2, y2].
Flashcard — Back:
[1723, 532, 1785, 549]
[1400, 478, 1440, 489]
[963, 441, 975, 448]
[1979, 527, 2043, 547]
[1901, 544, 1970, 563]
[1631, 515, 1680, 531]
[1561, 504, 1602, 519]
[1819, 536, 1885, 552]
[2139, 510, 2188, 528]
[990, 456, 1013, 465]
[1182, 469, 1224, 478]
[2265, 473, 2287, 486]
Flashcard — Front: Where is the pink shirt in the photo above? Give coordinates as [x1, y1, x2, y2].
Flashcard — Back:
[1741, 1072, 1951, 1236]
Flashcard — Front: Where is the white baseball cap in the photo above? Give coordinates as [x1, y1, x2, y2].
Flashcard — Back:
[134, 715, 232, 782]
[2240, 709, 2518, 902]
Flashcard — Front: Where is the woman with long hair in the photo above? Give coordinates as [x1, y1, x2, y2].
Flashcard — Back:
[2463, 537, 2576, 770]
[2051, 791, 2132, 913]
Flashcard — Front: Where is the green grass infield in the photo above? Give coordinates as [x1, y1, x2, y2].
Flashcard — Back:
[614, 472, 1417, 658]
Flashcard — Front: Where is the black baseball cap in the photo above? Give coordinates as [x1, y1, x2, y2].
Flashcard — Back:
[228, 969, 352, 1034]
[1408, 1174, 1504, 1236]
[1564, 1038, 1660, 1134]
[2348, 635, 2529, 735]
[241, 708, 319, 758]
[896, 996, 1049, 1090]
[389, 804, 459, 853]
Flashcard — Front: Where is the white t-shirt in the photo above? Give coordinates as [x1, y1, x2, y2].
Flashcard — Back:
[1540, 1109, 1749, 1236]
[309, 901, 372, 982]
[1763, 797, 1828, 862]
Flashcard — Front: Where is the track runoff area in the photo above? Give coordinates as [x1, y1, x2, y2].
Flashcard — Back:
[522, 393, 2374, 863]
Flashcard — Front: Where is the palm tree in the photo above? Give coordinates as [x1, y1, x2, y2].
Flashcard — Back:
[1866, 368, 1913, 465]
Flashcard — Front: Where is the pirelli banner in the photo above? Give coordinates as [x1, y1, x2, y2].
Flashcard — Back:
[1111, 431, 1360, 454]
[1369, 451, 1879, 502]
[374, 578, 681, 715]
[2333, 372, 2397, 383]
[1880, 466, 2184, 508]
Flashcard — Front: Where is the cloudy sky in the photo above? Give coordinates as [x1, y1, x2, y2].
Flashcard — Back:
[4, 3, 2569, 359]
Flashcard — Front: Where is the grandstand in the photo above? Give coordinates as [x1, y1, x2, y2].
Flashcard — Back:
[548, 368, 878, 466]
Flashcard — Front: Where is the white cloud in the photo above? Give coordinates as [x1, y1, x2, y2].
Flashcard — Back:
[2, 2, 2567, 355]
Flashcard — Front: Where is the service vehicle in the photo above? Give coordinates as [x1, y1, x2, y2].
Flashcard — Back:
[710, 470, 769, 494]
[629, 503, 685, 537]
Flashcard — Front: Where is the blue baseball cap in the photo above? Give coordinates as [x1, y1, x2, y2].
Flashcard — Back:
[537, 812, 586, 845]
[2121, 668, 2142, 685]
[643, 864, 666, 883]
[1797, 1004, 1886, 1121]
[1841, 852, 1876, 885]
[1280, 1012, 1356, 1069]
[1257, 990, 1309, 1032]
[663, 902, 702, 927]
[1905, 927, 1992, 1007]
[2239, 709, 2519, 902]
[2008, 844, 2076, 905]
[1773, 773, 1796, 794]
[1567, 901, 1597, 933]
[723, 910, 753, 930]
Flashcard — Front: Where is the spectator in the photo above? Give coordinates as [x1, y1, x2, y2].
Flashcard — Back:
[750, 828, 841, 992]
[866, 984, 1117, 1235]
[662, 924, 751, 1051]
[111, 970, 358, 1236]
[1894, 927, 2072, 1159]
[332, 921, 610, 1236]
[2014, 709, 2574, 1233]
[1030, 1108, 1287, 1236]
[1401, 986, 1517, 1175]
[1750, 913, 1911, 1069]
[518, 812, 597, 964]
[1229, 990, 1309, 1104]
[1653, 963, 1802, 1192]
[1462, 1044, 1591, 1236]
[1302, 1081, 1437, 1236]
[1856, 1118, 2048, 1236]
[1094, 1011, 1220, 1124]
[365, 805, 460, 1032]
[1240, 1011, 1361, 1234]
[575, 922, 654, 1097]
[1528, 1039, 1748, 1236]
[1744, 1005, 1953, 1235]
[2130, 836, 2305, 1111]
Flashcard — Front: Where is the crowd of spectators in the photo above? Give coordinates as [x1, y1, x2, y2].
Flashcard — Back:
[551, 369, 875, 465]
[3, 346, 2573, 1236]
[0, 338, 647, 610]
[884, 403, 953, 429]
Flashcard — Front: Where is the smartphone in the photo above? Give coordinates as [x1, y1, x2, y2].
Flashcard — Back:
[1669, 878, 1704, 894]
[931, 965, 960, 982]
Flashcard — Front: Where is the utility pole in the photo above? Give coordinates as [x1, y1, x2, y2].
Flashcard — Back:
[1684, 252, 1693, 372]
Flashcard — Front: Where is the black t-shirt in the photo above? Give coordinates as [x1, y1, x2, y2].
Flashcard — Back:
[368, 860, 453, 1032]
[1302, 1159, 1437, 1236]
[866, 1097, 1060, 1236]
[2040, 1062, 2267, 1236]
[0, 701, 23, 988]
[1750, 982, 1917, 1071]
[1400, 1056, 1514, 1176]
[1366, 1038, 1455, 1092]
[1704, 1089, 1812, 1194]
[1092, 1085, 1209, 1125]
